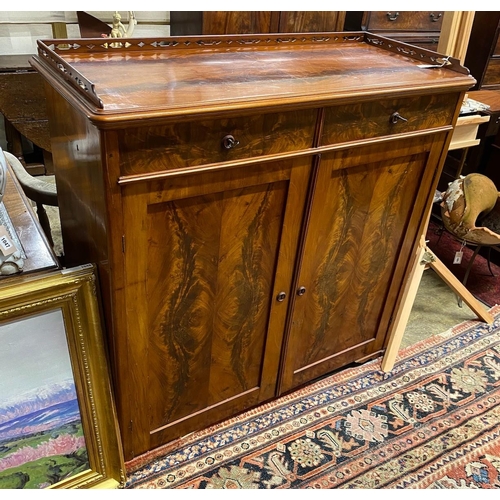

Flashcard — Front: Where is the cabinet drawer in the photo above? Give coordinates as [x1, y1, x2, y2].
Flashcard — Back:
[320, 94, 457, 146]
[483, 58, 500, 88]
[118, 109, 317, 176]
[366, 11, 443, 32]
[392, 35, 439, 51]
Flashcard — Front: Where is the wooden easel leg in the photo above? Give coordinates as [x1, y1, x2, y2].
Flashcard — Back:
[427, 247, 494, 325]
[381, 242, 494, 373]
[381, 242, 428, 372]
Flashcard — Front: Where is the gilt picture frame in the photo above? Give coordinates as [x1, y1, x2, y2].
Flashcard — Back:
[0, 264, 125, 489]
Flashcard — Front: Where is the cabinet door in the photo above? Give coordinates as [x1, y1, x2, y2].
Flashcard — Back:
[119, 157, 311, 458]
[280, 134, 446, 393]
[278, 12, 346, 32]
[202, 12, 279, 34]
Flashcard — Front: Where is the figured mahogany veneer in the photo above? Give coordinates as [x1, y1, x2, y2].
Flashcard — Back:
[118, 109, 317, 177]
[31, 32, 474, 460]
[321, 94, 457, 146]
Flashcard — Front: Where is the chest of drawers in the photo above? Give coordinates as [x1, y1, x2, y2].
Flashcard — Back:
[361, 11, 444, 51]
[31, 32, 474, 460]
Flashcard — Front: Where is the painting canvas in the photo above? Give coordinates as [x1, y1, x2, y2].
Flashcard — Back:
[0, 266, 125, 489]
[0, 309, 89, 488]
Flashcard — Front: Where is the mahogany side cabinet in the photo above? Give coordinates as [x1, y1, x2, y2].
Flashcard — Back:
[31, 32, 474, 460]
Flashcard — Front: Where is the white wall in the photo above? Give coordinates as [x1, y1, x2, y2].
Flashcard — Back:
[0, 11, 170, 54]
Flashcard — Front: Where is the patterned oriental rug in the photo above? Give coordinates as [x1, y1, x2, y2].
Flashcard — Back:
[125, 307, 500, 489]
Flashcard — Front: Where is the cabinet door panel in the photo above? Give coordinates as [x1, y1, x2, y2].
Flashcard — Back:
[280, 136, 444, 392]
[147, 183, 286, 427]
[278, 12, 345, 32]
[202, 12, 277, 34]
[120, 158, 310, 457]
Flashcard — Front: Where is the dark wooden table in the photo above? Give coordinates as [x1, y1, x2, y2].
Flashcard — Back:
[0, 54, 52, 175]
[471, 89, 500, 113]
[1, 157, 59, 277]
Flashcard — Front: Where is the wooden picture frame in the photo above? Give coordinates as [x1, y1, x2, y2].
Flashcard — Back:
[0, 264, 125, 489]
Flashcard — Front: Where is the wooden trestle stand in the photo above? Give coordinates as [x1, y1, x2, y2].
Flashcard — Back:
[381, 234, 494, 372]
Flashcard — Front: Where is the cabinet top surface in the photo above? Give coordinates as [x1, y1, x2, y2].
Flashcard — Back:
[32, 32, 474, 124]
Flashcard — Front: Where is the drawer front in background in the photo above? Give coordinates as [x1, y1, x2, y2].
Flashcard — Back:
[394, 35, 439, 51]
[366, 11, 443, 32]
[320, 93, 458, 146]
[118, 109, 317, 177]
[370, 34, 439, 51]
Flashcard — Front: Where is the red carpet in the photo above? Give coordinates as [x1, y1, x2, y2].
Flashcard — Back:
[426, 219, 500, 307]
[125, 306, 500, 489]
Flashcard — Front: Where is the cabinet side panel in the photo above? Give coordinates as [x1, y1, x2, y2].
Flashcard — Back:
[42, 82, 124, 397]
[43, 83, 108, 270]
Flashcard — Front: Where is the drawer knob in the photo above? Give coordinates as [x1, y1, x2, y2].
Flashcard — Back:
[297, 286, 306, 296]
[429, 13, 442, 22]
[386, 12, 399, 21]
[276, 291, 287, 302]
[222, 135, 240, 150]
[390, 112, 408, 125]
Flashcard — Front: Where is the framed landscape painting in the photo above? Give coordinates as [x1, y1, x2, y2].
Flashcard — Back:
[0, 265, 125, 489]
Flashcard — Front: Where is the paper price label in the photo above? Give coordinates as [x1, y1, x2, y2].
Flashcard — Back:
[0, 225, 17, 256]
[453, 251, 463, 265]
